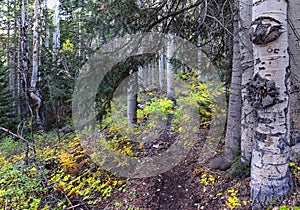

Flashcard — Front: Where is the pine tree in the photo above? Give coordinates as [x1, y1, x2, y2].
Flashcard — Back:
[0, 64, 17, 132]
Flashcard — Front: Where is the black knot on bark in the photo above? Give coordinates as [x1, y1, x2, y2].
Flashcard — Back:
[250, 16, 284, 45]
[247, 74, 280, 109]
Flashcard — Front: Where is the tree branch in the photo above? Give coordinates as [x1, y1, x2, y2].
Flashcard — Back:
[0, 126, 30, 144]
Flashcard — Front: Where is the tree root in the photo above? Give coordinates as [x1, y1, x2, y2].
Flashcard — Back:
[206, 154, 233, 171]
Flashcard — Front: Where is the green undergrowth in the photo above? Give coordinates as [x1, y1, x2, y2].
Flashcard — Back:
[0, 133, 127, 209]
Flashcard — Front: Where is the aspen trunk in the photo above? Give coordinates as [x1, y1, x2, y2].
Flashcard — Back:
[127, 70, 138, 128]
[166, 38, 175, 102]
[159, 54, 165, 90]
[250, 0, 293, 208]
[20, 0, 29, 119]
[30, 0, 44, 130]
[52, 0, 60, 60]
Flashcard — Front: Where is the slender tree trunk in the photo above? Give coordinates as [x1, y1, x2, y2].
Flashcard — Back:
[207, 0, 242, 170]
[250, 0, 293, 208]
[13, 0, 18, 115]
[127, 70, 138, 128]
[29, 0, 44, 131]
[20, 0, 29, 119]
[17, 1, 22, 119]
[159, 54, 165, 90]
[166, 38, 175, 102]
[44, 0, 50, 49]
[6, 0, 12, 90]
[240, 0, 254, 165]
[52, 0, 60, 63]
[288, 0, 300, 153]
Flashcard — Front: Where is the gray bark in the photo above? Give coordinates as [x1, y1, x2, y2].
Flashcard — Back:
[288, 1, 300, 148]
[20, 0, 29, 119]
[240, 0, 254, 165]
[207, 0, 242, 170]
[159, 54, 165, 90]
[127, 70, 138, 128]
[52, 1, 60, 58]
[166, 38, 175, 102]
[250, 0, 293, 208]
[30, 0, 44, 130]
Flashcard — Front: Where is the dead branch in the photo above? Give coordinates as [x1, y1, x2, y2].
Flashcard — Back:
[0, 126, 30, 144]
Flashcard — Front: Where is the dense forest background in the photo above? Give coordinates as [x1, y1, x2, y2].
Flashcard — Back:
[0, 0, 300, 209]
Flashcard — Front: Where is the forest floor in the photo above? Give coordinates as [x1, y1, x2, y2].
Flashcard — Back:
[96, 130, 300, 210]
[0, 126, 300, 209]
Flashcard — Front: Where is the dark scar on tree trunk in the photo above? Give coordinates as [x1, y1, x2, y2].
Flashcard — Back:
[249, 16, 284, 45]
[246, 74, 282, 109]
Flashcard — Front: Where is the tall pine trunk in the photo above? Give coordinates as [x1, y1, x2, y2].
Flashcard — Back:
[250, 0, 293, 208]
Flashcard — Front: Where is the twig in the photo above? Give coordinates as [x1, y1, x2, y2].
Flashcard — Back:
[65, 203, 84, 210]
[0, 126, 30, 144]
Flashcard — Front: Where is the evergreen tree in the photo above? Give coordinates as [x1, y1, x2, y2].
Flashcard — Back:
[0, 64, 17, 132]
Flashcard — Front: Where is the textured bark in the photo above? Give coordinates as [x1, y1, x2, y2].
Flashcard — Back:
[20, 0, 29, 83]
[20, 0, 29, 119]
[166, 39, 175, 102]
[159, 54, 165, 90]
[52, 1, 60, 57]
[208, 0, 241, 170]
[17, 1, 22, 118]
[240, 0, 254, 165]
[30, 0, 44, 131]
[31, 0, 39, 89]
[127, 70, 138, 128]
[250, 0, 293, 208]
[288, 1, 300, 147]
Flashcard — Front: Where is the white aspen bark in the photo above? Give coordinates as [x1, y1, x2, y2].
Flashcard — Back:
[288, 1, 300, 149]
[20, 0, 30, 118]
[52, 0, 60, 56]
[240, 0, 254, 165]
[250, 0, 292, 208]
[43, 0, 50, 49]
[6, 0, 12, 90]
[138, 66, 144, 89]
[31, 0, 39, 89]
[166, 38, 175, 102]
[30, 0, 44, 130]
[159, 54, 165, 90]
[127, 70, 138, 128]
